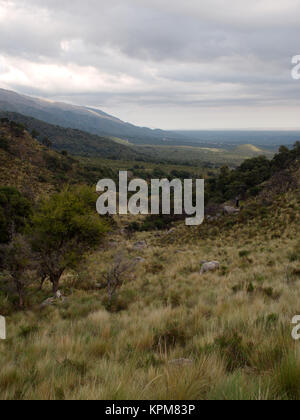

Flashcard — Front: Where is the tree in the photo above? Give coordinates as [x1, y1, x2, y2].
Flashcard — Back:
[9, 121, 25, 137]
[103, 253, 133, 307]
[0, 235, 35, 308]
[31, 186, 109, 294]
[0, 187, 32, 244]
[41, 137, 52, 148]
[31, 129, 40, 139]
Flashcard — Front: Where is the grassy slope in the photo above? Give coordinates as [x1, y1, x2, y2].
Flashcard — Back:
[0, 168, 299, 400]
[136, 143, 274, 167]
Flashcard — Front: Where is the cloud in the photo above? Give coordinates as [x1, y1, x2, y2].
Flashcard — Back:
[0, 0, 299, 129]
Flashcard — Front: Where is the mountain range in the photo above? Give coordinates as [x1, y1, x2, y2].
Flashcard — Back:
[1, 88, 298, 152]
[0, 88, 175, 145]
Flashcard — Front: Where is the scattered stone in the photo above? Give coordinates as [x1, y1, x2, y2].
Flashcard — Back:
[55, 290, 62, 299]
[108, 241, 119, 248]
[133, 241, 147, 250]
[166, 228, 176, 235]
[200, 261, 220, 275]
[41, 298, 55, 308]
[134, 257, 146, 264]
[41, 290, 65, 308]
[223, 206, 240, 216]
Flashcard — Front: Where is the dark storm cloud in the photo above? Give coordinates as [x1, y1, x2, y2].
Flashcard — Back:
[0, 0, 300, 129]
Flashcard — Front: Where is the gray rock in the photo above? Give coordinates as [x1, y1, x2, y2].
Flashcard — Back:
[166, 228, 175, 235]
[41, 290, 65, 308]
[200, 261, 220, 275]
[133, 241, 148, 250]
[223, 206, 240, 216]
[134, 257, 146, 264]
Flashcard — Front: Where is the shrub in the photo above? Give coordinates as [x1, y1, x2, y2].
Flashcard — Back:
[31, 186, 109, 294]
[0, 136, 9, 151]
[239, 250, 251, 258]
[275, 354, 300, 400]
[215, 332, 253, 372]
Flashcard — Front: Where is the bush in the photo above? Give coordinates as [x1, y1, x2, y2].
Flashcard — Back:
[215, 332, 253, 372]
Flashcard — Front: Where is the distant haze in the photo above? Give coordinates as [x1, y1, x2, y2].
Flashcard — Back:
[0, 1, 300, 130]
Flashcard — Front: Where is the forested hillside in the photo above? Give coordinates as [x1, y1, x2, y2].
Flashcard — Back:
[0, 111, 146, 161]
[0, 118, 119, 197]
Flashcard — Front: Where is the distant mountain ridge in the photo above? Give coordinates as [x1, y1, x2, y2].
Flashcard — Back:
[1, 88, 299, 150]
[0, 110, 148, 160]
[0, 88, 174, 145]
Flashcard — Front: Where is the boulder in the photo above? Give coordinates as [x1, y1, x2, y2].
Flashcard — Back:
[200, 261, 220, 275]
[41, 290, 65, 308]
[223, 206, 240, 216]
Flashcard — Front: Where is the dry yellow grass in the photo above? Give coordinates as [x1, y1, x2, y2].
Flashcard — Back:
[0, 186, 300, 400]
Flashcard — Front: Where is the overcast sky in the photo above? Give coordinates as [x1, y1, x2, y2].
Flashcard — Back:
[0, 0, 300, 129]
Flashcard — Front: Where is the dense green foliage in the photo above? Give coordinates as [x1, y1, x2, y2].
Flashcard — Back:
[31, 186, 109, 292]
[207, 142, 300, 202]
[0, 187, 32, 244]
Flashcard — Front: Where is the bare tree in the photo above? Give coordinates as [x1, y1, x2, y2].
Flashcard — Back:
[0, 235, 36, 308]
[102, 253, 134, 304]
